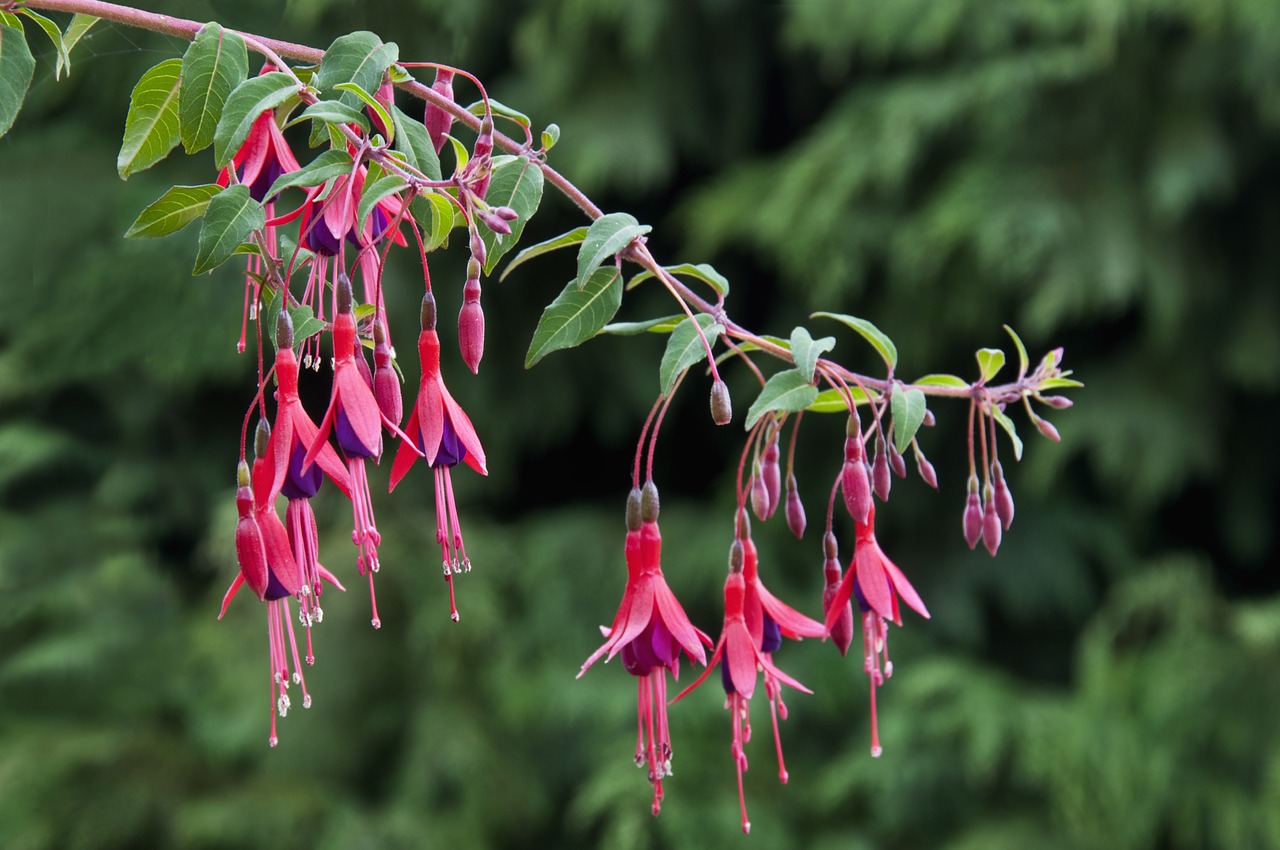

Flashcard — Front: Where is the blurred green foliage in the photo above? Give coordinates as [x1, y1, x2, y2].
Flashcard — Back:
[2, 0, 1279, 847]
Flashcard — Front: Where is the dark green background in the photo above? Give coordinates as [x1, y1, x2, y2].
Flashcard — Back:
[2, 1, 1279, 847]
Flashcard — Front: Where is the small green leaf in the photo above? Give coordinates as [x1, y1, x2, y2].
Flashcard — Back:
[390, 104, 441, 180]
[290, 99, 369, 133]
[444, 134, 470, 172]
[479, 155, 543, 275]
[1039, 377, 1084, 389]
[0, 22, 36, 138]
[17, 10, 69, 80]
[991, 406, 1024, 461]
[811, 311, 898, 371]
[290, 305, 326, 345]
[179, 22, 248, 154]
[541, 123, 560, 151]
[525, 268, 623, 367]
[500, 226, 589, 281]
[807, 387, 875, 413]
[387, 63, 412, 84]
[890, 387, 927, 454]
[601, 314, 684, 335]
[913, 373, 969, 389]
[117, 58, 183, 178]
[626, 262, 730, 296]
[976, 348, 1006, 383]
[265, 148, 353, 200]
[125, 183, 222, 239]
[1004, 325, 1029, 378]
[357, 175, 406, 230]
[745, 369, 820, 430]
[465, 98, 531, 129]
[790, 327, 835, 384]
[409, 191, 457, 252]
[194, 185, 264, 275]
[659, 315, 724, 395]
[315, 32, 397, 109]
[213, 71, 297, 169]
[577, 213, 651, 288]
[333, 82, 394, 145]
[57, 14, 98, 79]
[353, 303, 378, 323]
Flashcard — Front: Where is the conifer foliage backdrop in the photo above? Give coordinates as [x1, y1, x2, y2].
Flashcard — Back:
[2, 1, 1279, 847]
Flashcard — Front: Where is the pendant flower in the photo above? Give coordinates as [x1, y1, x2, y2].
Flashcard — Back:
[578, 483, 710, 816]
[389, 291, 487, 621]
[823, 502, 930, 756]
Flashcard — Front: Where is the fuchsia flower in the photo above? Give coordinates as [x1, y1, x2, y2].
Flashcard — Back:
[389, 291, 487, 621]
[672, 534, 814, 835]
[823, 502, 930, 756]
[303, 274, 417, 629]
[579, 483, 710, 816]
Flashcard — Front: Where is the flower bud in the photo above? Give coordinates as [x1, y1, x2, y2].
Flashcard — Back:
[872, 437, 891, 502]
[469, 228, 487, 269]
[728, 539, 745, 574]
[493, 205, 519, 221]
[275, 308, 294, 351]
[625, 487, 643, 532]
[479, 211, 512, 235]
[823, 530, 838, 561]
[458, 278, 484, 374]
[750, 468, 769, 522]
[234, 461, 268, 601]
[474, 115, 494, 159]
[640, 480, 660, 523]
[821, 539, 853, 656]
[1040, 395, 1074, 410]
[373, 320, 402, 426]
[785, 474, 806, 539]
[336, 272, 353, 315]
[1034, 415, 1061, 442]
[842, 456, 872, 525]
[424, 68, 455, 154]
[421, 291, 437, 331]
[253, 419, 271, 460]
[710, 379, 732, 425]
[923, 409, 936, 427]
[963, 477, 983, 550]
[916, 453, 938, 490]
[993, 462, 1014, 530]
[982, 490, 1002, 556]
[888, 442, 906, 478]
[762, 439, 781, 518]
[846, 413, 863, 442]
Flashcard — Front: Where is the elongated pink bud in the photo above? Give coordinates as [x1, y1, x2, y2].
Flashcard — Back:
[889, 442, 906, 478]
[842, 440, 871, 525]
[493, 206, 519, 221]
[993, 462, 1014, 530]
[750, 467, 769, 522]
[1034, 415, 1061, 442]
[872, 437, 891, 502]
[762, 439, 781, 518]
[458, 277, 484, 374]
[710, 379, 732, 425]
[917, 453, 938, 489]
[982, 491, 1002, 556]
[424, 69, 455, 154]
[963, 477, 983, 550]
[1040, 395, 1073, 410]
[478, 210, 511, 235]
[234, 462, 268, 600]
[821, 533, 853, 656]
[468, 229, 486, 269]
[785, 474, 806, 539]
[373, 320, 402, 426]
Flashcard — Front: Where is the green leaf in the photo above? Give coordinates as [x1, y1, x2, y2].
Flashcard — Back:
[541, 123, 560, 151]
[357, 175, 406, 230]
[409, 191, 456, 252]
[265, 148, 353, 199]
[807, 387, 874, 413]
[500, 226, 589, 282]
[1039, 377, 1085, 390]
[333, 82, 394, 145]
[291, 99, 368, 134]
[626, 262, 730, 296]
[577, 213, 651, 288]
[811, 311, 898, 371]
[213, 72, 297, 169]
[289, 305, 325, 346]
[444, 133, 470, 172]
[480, 155, 544, 275]
[976, 348, 1006, 383]
[0, 22, 36, 139]
[315, 32, 397, 109]
[125, 183, 222, 239]
[466, 98, 531, 129]
[390, 104, 441, 180]
[1004, 325, 1029, 379]
[913, 373, 969, 388]
[991, 406, 1024, 461]
[601, 314, 683, 335]
[790, 326, 835, 383]
[890, 387, 927, 453]
[193, 185, 264, 275]
[659, 314, 724, 395]
[745, 369, 820, 430]
[524, 268, 623, 368]
[179, 23, 248, 155]
[116, 58, 183, 178]
[58, 14, 98, 79]
[17, 10, 69, 80]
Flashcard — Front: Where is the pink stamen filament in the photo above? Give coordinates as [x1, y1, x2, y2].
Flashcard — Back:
[346, 457, 382, 628]
[730, 692, 751, 834]
[765, 672, 790, 783]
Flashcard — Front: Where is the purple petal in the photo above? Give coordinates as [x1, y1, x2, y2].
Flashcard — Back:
[337, 406, 378, 458]
[281, 440, 324, 499]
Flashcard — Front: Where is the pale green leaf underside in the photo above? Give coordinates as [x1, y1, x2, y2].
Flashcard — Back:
[991, 406, 1024, 461]
[601, 314, 683, 335]
[626, 262, 730, 296]
[891, 387, 928, 453]
[807, 387, 876, 413]
[977, 347, 1006, 383]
